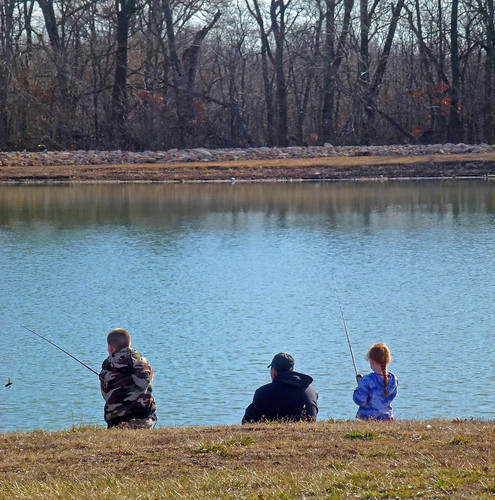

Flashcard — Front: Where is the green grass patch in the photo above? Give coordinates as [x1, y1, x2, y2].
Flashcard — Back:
[435, 476, 459, 493]
[361, 450, 396, 458]
[450, 435, 471, 445]
[483, 483, 495, 494]
[223, 435, 255, 446]
[66, 424, 103, 433]
[193, 442, 230, 457]
[193, 434, 255, 456]
[344, 429, 380, 440]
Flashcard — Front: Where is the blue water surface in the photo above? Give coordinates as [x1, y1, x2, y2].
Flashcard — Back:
[0, 180, 493, 431]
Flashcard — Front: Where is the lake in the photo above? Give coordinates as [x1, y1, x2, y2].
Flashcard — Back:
[0, 180, 494, 432]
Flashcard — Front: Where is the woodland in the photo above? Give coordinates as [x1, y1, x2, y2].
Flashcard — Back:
[0, 0, 494, 151]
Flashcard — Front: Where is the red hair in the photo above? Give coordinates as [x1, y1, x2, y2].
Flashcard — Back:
[366, 343, 391, 396]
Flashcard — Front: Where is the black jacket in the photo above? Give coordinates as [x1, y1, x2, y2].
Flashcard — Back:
[242, 371, 318, 423]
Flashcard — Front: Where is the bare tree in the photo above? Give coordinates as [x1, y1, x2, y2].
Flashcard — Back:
[244, 0, 276, 145]
[404, 0, 448, 142]
[447, 0, 462, 142]
[199, 6, 258, 146]
[484, 0, 495, 142]
[466, 0, 495, 142]
[0, 0, 15, 149]
[111, 0, 138, 147]
[84, 2, 115, 148]
[286, 17, 323, 144]
[270, 0, 290, 145]
[160, 0, 221, 147]
[320, 0, 353, 144]
[36, 0, 74, 146]
[354, 0, 407, 144]
[0, 0, 494, 149]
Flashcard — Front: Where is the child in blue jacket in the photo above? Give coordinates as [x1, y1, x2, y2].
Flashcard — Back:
[353, 343, 397, 420]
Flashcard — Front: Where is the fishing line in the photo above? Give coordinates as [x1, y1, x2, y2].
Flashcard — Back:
[20, 325, 99, 376]
[0, 329, 17, 383]
[331, 274, 359, 377]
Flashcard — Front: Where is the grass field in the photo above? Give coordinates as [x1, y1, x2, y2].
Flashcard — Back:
[0, 419, 493, 499]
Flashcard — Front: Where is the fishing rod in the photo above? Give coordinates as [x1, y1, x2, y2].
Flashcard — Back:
[331, 275, 359, 378]
[20, 325, 99, 376]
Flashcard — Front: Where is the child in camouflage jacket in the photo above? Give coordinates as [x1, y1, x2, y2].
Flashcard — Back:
[99, 328, 157, 428]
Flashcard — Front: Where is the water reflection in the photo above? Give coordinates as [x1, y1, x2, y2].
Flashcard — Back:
[0, 180, 493, 229]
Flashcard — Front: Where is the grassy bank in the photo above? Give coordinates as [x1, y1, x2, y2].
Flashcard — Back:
[1, 152, 494, 182]
[0, 420, 493, 499]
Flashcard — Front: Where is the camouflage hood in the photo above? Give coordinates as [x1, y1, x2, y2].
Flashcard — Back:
[99, 347, 156, 423]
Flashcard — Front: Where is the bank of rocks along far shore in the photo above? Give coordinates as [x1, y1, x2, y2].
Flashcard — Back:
[1, 142, 494, 182]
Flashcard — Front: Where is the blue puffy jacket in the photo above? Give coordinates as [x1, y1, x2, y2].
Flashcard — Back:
[353, 371, 398, 420]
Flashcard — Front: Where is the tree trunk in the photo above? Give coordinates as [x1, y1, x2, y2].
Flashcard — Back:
[321, 0, 353, 144]
[111, 0, 135, 147]
[355, 0, 372, 144]
[484, 0, 495, 143]
[260, 33, 275, 146]
[357, 0, 405, 145]
[37, 0, 72, 146]
[0, 0, 15, 149]
[161, 0, 185, 147]
[447, 0, 462, 142]
[245, 0, 275, 145]
[163, 0, 220, 147]
[270, 0, 288, 146]
[111, 0, 136, 148]
[321, 0, 336, 144]
[182, 11, 221, 123]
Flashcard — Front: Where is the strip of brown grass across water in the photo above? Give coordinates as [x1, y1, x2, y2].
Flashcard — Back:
[0, 420, 493, 499]
[1, 153, 494, 182]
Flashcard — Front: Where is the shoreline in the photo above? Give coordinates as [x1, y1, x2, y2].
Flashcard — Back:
[1, 144, 495, 183]
[0, 419, 493, 498]
[1, 416, 493, 436]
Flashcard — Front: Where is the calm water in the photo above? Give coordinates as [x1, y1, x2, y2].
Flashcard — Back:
[0, 180, 494, 432]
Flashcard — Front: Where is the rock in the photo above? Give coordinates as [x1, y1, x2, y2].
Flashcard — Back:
[451, 143, 470, 154]
[139, 156, 157, 164]
[191, 148, 213, 156]
[425, 145, 443, 154]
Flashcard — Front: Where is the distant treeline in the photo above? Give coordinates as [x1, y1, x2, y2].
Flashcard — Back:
[0, 0, 493, 151]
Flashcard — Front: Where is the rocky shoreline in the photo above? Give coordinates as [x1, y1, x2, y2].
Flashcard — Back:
[1, 143, 494, 182]
[1, 142, 494, 166]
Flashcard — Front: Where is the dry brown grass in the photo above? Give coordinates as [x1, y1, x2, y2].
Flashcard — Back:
[0, 152, 494, 182]
[0, 419, 493, 499]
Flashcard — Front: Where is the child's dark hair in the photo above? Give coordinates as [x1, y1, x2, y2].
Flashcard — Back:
[366, 343, 391, 396]
[107, 328, 131, 351]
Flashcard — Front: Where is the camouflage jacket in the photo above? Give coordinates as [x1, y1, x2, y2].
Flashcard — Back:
[99, 347, 156, 424]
